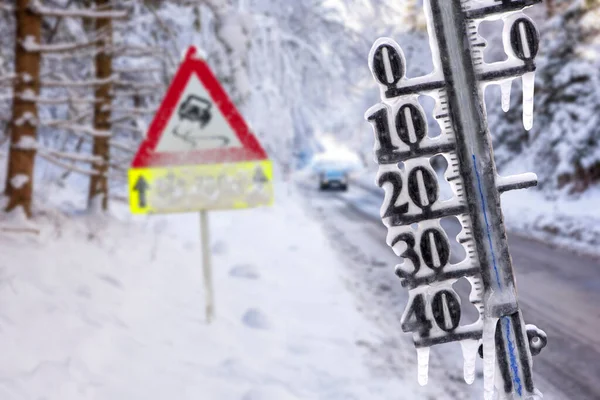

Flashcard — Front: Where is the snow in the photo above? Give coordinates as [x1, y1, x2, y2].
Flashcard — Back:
[9, 174, 29, 189]
[29, 0, 129, 19]
[496, 172, 537, 193]
[14, 113, 38, 128]
[14, 135, 38, 149]
[309, 135, 364, 172]
[18, 89, 35, 99]
[0, 182, 420, 400]
[501, 183, 600, 257]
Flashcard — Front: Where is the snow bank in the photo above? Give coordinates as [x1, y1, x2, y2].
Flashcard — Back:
[501, 185, 600, 258]
[350, 168, 600, 258]
[0, 182, 418, 399]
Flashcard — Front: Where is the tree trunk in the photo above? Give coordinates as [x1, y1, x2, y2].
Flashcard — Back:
[87, 0, 113, 211]
[4, 0, 42, 217]
[546, 0, 555, 17]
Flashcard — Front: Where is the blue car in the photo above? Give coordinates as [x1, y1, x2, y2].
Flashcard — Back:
[315, 162, 349, 191]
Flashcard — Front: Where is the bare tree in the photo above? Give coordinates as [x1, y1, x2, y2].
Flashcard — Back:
[4, 0, 42, 217]
[88, 0, 113, 211]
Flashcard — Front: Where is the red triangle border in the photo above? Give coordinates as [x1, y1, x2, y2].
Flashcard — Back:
[131, 46, 268, 168]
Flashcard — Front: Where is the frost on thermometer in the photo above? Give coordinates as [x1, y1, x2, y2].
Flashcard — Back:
[364, 0, 548, 399]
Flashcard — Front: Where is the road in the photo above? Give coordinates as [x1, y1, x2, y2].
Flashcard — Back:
[298, 179, 600, 400]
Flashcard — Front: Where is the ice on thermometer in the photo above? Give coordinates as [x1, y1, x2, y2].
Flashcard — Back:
[364, 0, 547, 399]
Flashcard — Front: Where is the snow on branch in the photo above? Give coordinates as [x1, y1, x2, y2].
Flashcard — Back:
[41, 76, 115, 88]
[113, 66, 163, 74]
[10, 137, 105, 170]
[11, 135, 38, 150]
[17, 90, 98, 105]
[112, 44, 164, 54]
[14, 113, 39, 128]
[110, 139, 137, 153]
[279, 32, 340, 76]
[0, 74, 16, 85]
[110, 114, 137, 124]
[21, 36, 98, 53]
[113, 81, 164, 91]
[38, 147, 103, 165]
[29, 0, 129, 19]
[112, 107, 155, 116]
[37, 152, 99, 176]
[0, 2, 13, 12]
[112, 122, 145, 135]
[108, 161, 128, 172]
[111, 45, 168, 59]
[202, 0, 252, 99]
[41, 121, 111, 138]
[42, 49, 96, 61]
[112, 88, 161, 97]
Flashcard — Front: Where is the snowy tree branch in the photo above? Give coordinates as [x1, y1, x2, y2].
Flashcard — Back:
[110, 139, 137, 152]
[29, 0, 129, 19]
[113, 81, 164, 90]
[41, 120, 111, 138]
[112, 106, 155, 116]
[112, 88, 161, 97]
[112, 122, 145, 135]
[0, 2, 13, 12]
[0, 74, 16, 85]
[17, 91, 98, 105]
[38, 147, 104, 165]
[37, 152, 99, 176]
[113, 66, 163, 74]
[41, 76, 115, 88]
[21, 37, 99, 53]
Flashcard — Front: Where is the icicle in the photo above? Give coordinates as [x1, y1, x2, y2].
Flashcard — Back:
[531, 388, 544, 399]
[500, 79, 513, 112]
[460, 339, 479, 384]
[416, 347, 430, 386]
[483, 317, 499, 400]
[522, 72, 535, 130]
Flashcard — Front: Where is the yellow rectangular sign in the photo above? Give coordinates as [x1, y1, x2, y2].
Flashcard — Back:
[128, 160, 274, 215]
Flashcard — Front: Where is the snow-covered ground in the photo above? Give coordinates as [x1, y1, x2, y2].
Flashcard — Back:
[0, 178, 436, 400]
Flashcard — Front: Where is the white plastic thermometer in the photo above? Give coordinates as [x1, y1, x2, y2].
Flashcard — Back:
[365, 1, 548, 399]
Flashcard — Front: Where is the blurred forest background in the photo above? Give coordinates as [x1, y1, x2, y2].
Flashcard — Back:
[0, 0, 597, 218]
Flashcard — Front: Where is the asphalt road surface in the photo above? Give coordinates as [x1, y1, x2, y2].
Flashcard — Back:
[298, 179, 600, 400]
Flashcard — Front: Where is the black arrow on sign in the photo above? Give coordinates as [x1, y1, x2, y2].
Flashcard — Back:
[133, 176, 150, 208]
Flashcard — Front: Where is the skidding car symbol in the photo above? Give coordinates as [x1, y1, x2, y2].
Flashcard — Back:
[178, 95, 212, 128]
[173, 95, 230, 147]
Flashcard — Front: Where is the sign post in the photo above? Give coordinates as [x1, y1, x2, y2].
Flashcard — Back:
[129, 46, 274, 322]
[200, 210, 214, 323]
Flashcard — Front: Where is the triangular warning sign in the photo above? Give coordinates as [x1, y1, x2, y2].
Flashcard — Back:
[131, 46, 268, 168]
